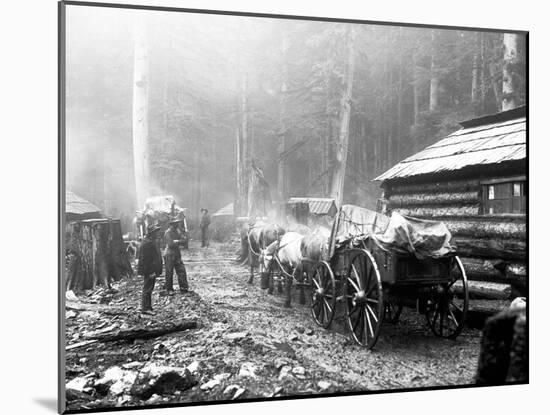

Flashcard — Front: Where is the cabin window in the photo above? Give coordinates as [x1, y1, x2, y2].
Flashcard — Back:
[482, 177, 526, 214]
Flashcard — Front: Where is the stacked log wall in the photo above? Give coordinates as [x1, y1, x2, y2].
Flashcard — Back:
[385, 176, 527, 296]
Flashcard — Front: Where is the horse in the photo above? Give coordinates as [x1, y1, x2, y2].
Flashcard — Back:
[260, 231, 304, 307]
[244, 220, 285, 286]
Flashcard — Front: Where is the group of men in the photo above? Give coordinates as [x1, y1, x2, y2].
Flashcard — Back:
[137, 208, 211, 314]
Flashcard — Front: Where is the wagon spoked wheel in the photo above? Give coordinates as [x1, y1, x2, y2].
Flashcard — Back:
[345, 249, 384, 349]
[310, 261, 336, 329]
[384, 300, 403, 324]
[425, 256, 469, 339]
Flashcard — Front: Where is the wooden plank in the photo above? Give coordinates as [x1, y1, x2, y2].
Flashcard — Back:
[387, 179, 480, 195]
[394, 205, 480, 217]
[480, 175, 526, 185]
[66, 339, 99, 351]
[84, 320, 198, 342]
[459, 257, 526, 286]
[445, 219, 526, 240]
[389, 191, 479, 207]
[453, 280, 512, 300]
[454, 237, 526, 260]
[469, 299, 511, 315]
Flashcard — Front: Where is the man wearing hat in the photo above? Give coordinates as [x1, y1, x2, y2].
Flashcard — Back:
[164, 218, 189, 294]
[199, 208, 211, 248]
[138, 224, 163, 314]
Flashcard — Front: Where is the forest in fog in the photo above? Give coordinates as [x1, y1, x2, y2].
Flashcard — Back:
[65, 7, 526, 230]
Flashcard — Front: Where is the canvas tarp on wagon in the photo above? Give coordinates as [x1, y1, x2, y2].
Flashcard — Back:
[331, 204, 454, 259]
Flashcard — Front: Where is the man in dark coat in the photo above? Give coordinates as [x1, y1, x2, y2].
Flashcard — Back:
[200, 208, 211, 248]
[138, 225, 163, 314]
[164, 218, 189, 294]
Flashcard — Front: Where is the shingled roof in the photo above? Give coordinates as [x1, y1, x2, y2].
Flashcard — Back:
[288, 197, 338, 215]
[374, 106, 526, 182]
[213, 202, 234, 217]
[66, 191, 102, 218]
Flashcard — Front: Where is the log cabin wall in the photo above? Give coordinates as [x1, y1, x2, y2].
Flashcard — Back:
[383, 169, 526, 297]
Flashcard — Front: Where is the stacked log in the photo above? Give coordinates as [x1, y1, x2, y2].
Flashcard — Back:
[385, 176, 527, 298]
[66, 219, 133, 292]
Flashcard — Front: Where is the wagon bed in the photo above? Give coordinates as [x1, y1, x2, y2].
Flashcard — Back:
[308, 205, 469, 349]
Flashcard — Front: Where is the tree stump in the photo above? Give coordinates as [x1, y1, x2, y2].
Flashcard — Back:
[66, 219, 133, 292]
[475, 305, 527, 384]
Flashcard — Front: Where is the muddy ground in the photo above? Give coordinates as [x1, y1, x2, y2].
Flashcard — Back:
[65, 239, 483, 411]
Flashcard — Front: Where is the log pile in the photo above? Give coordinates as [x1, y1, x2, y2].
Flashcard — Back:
[385, 176, 527, 300]
[66, 219, 133, 292]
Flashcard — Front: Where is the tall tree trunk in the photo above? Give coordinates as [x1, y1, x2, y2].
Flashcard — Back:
[429, 29, 439, 112]
[480, 33, 489, 114]
[412, 48, 420, 127]
[240, 72, 250, 215]
[411, 45, 420, 154]
[235, 120, 243, 216]
[132, 17, 150, 209]
[323, 50, 332, 197]
[486, 33, 502, 112]
[277, 30, 289, 202]
[396, 50, 403, 163]
[387, 64, 394, 168]
[194, 135, 202, 217]
[471, 32, 482, 115]
[502, 33, 520, 111]
[360, 120, 367, 175]
[330, 27, 356, 207]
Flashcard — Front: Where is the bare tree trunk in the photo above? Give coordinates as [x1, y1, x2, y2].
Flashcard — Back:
[194, 135, 202, 217]
[503, 33, 520, 111]
[429, 29, 439, 112]
[330, 27, 356, 207]
[132, 17, 150, 209]
[387, 65, 394, 167]
[323, 51, 332, 197]
[277, 30, 289, 202]
[396, 55, 403, 162]
[240, 72, 250, 214]
[360, 120, 367, 175]
[235, 120, 243, 216]
[471, 32, 482, 115]
[412, 49, 420, 126]
[486, 33, 502, 112]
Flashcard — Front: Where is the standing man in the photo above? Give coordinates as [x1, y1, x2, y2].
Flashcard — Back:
[200, 208, 211, 248]
[138, 225, 163, 315]
[164, 218, 189, 294]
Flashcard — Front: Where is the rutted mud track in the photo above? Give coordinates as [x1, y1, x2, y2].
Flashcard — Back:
[65, 240, 482, 410]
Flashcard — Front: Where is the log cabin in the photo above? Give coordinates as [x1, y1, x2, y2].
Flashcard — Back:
[374, 106, 527, 305]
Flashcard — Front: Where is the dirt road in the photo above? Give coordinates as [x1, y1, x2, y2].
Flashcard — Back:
[65, 240, 482, 410]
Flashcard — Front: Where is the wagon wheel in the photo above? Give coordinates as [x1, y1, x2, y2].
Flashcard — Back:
[345, 249, 384, 349]
[310, 261, 337, 329]
[384, 300, 403, 324]
[425, 256, 469, 339]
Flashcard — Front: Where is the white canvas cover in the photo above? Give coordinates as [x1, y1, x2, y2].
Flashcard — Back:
[332, 205, 454, 259]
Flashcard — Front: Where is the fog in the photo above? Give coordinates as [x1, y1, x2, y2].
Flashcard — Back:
[64, 5, 526, 231]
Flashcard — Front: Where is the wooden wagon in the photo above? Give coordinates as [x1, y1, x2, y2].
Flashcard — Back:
[304, 205, 469, 349]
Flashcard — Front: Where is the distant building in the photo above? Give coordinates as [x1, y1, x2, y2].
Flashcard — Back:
[66, 191, 103, 222]
[212, 203, 234, 221]
[286, 197, 338, 226]
[375, 106, 526, 297]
